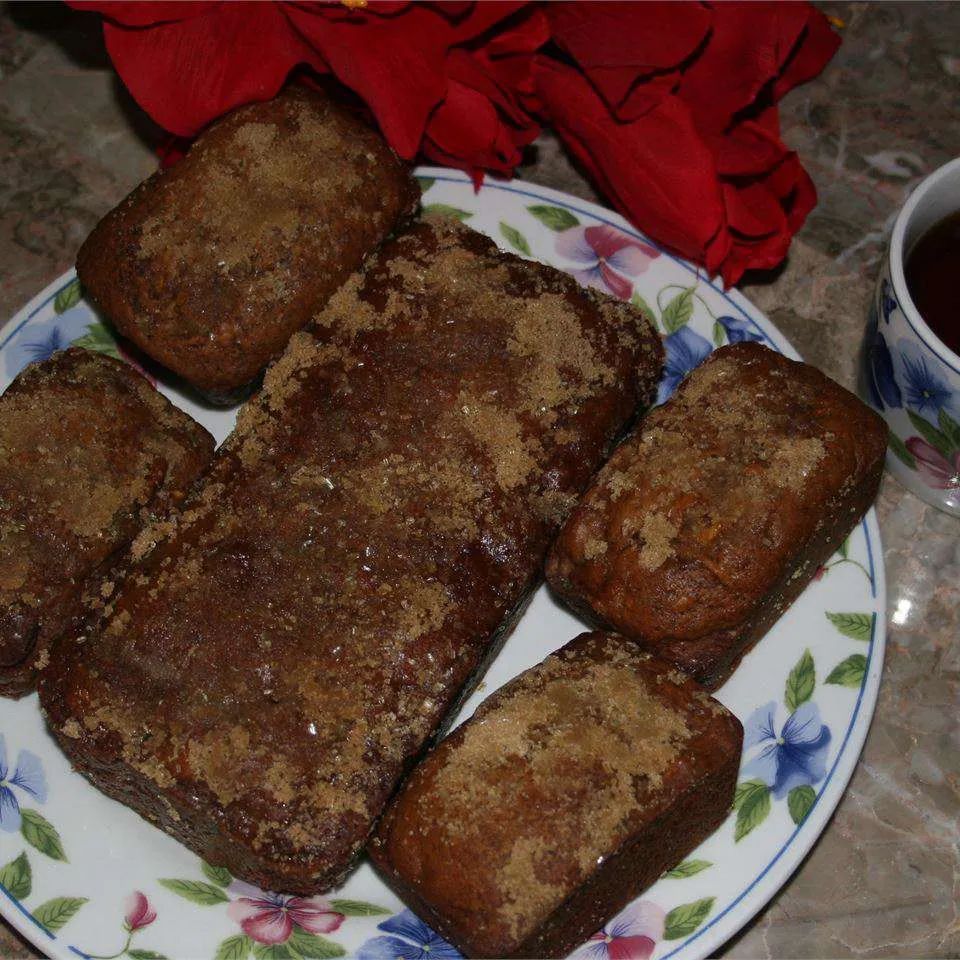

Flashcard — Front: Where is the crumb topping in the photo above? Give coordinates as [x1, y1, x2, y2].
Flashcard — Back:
[569, 344, 852, 605]
[53, 219, 661, 876]
[408, 636, 701, 942]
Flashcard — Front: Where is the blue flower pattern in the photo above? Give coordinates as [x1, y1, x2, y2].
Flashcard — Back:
[741, 702, 831, 799]
[879, 278, 897, 324]
[0, 735, 47, 832]
[4, 309, 92, 380]
[357, 910, 462, 960]
[864, 316, 902, 409]
[894, 338, 956, 420]
[657, 325, 712, 404]
[717, 315, 764, 345]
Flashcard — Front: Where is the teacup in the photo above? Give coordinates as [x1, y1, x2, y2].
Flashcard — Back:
[861, 156, 960, 516]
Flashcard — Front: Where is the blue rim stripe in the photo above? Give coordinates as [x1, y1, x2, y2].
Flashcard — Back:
[0, 881, 54, 940]
[1, 175, 882, 960]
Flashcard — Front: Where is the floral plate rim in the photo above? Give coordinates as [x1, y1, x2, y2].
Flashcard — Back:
[0, 168, 886, 960]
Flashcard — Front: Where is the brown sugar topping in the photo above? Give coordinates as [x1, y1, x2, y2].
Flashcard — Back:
[44, 219, 662, 890]
[423, 639, 693, 940]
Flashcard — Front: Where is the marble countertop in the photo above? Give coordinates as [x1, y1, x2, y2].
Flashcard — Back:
[0, 2, 957, 957]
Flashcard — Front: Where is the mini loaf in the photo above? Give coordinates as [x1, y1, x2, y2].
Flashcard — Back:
[547, 342, 888, 688]
[370, 631, 743, 959]
[77, 86, 419, 401]
[0, 348, 214, 698]
[40, 219, 663, 894]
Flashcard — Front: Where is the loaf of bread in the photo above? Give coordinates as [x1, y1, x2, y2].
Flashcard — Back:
[0, 348, 213, 698]
[547, 342, 887, 688]
[40, 219, 663, 894]
[77, 86, 419, 401]
[371, 630, 742, 959]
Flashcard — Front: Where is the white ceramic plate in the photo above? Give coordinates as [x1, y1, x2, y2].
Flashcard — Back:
[0, 169, 885, 960]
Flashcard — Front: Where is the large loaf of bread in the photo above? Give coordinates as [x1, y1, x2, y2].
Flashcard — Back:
[77, 86, 419, 400]
[547, 342, 887, 688]
[40, 219, 663, 894]
[0, 348, 213, 698]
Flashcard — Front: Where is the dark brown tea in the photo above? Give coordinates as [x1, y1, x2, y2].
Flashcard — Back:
[905, 210, 960, 356]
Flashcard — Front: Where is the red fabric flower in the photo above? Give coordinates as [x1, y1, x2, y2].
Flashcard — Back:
[69, 0, 839, 285]
[538, 1, 838, 284]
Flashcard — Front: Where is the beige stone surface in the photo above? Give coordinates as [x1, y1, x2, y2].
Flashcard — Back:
[0, 2, 957, 957]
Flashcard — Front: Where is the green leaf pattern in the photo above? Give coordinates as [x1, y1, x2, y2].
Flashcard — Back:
[665, 859, 712, 879]
[825, 654, 868, 687]
[201, 861, 233, 887]
[0, 852, 31, 899]
[825, 612, 873, 641]
[422, 203, 472, 222]
[215, 935, 253, 960]
[733, 779, 771, 841]
[499, 222, 531, 256]
[661, 287, 694, 333]
[158, 878, 229, 905]
[526, 204, 579, 231]
[20, 809, 66, 861]
[328, 899, 391, 916]
[784, 649, 815, 713]
[788, 785, 816, 825]
[53, 279, 82, 314]
[71, 320, 122, 360]
[663, 897, 715, 940]
[32, 896, 87, 931]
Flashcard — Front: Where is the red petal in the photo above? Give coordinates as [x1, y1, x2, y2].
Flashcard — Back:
[608, 935, 656, 960]
[485, 7, 550, 57]
[548, 1, 712, 109]
[284, 4, 453, 158]
[772, 7, 841, 101]
[711, 110, 786, 177]
[102, 4, 325, 135]
[617, 71, 680, 122]
[678, 1, 810, 133]
[598, 263, 633, 301]
[723, 182, 786, 238]
[67, 1, 216, 27]
[426, 80, 516, 170]
[534, 56, 724, 264]
[241, 911, 293, 947]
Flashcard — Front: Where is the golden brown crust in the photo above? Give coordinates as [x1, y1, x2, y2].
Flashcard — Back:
[76, 86, 420, 399]
[0, 348, 214, 697]
[547, 342, 888, 688]
[40, 220, 663, 894]
[370, 631, 743, 958]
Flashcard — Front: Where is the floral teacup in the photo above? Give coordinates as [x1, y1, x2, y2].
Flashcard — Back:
[862, 156, 960, 516]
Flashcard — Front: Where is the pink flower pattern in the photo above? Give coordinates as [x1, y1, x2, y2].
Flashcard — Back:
[227, 881, 344, 945]
[124, 891, 157, 931]
[576, 900, 665, 960]
[556, 225, 660, 300]
[906, 437, 960, 489]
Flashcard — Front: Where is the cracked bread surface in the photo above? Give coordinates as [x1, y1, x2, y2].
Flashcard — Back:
[77, 86, 419, 399]
[0, 348, 213, 697]
[547, 342, 887, 688]
[41, 219, 663, 894]
[371, 631, 742, 959]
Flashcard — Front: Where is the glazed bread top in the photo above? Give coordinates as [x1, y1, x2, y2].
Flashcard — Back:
[372, 631, 742, 957]
[77, 86, 419, 396]
[547, 342, 888, 651]
[0, 348, 213, 683]
[42, 219, 663, 891]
